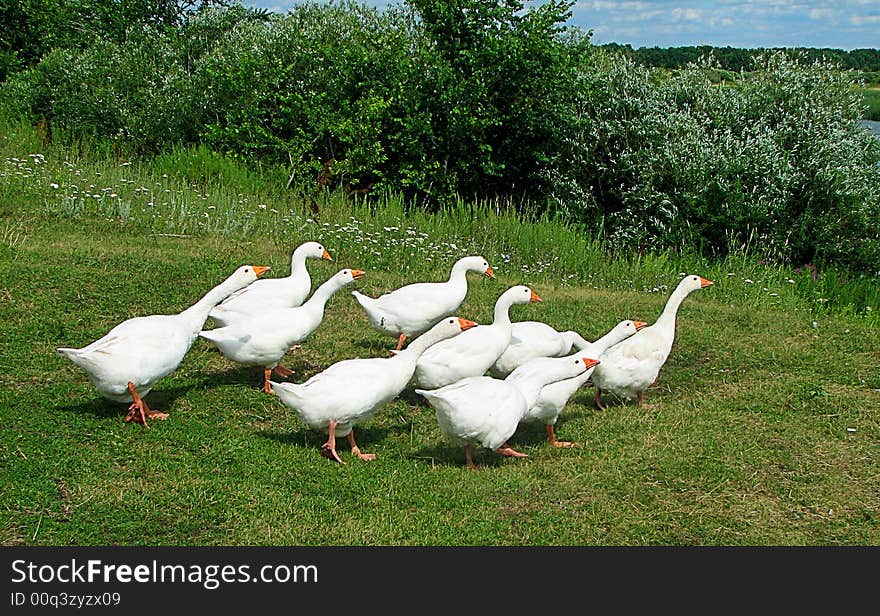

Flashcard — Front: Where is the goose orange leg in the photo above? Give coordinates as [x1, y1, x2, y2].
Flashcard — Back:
[493, 443, 528, 459]
[465, 444, 478, 470]
[395, 334, 407, 351]
[348, 431, 376, 461]
[124, 382, 168, 426]
[637, 391, 649, 408]
[547, 425, 574, 448]
[263, 365, 294, 393]
[594, 387, 606, 411]
[320, 420, 344, 464]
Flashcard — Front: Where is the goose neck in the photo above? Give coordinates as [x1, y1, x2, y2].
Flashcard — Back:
[492, 297, 516, 328]
[507, 373, 546, 411]
[179, 278, 242, 331]
[565, 331, 591, 352]
[447, 259, 474, 283]
[305, 277, 342, 312]
[399, 326, 452, 359]
[290, 248, 311, 277]
[589, 330, 622, 355]
[655, 287, 687, 331]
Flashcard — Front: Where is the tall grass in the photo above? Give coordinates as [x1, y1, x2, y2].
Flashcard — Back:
[859, 86, 880, 121]
[1, 120, 877, 325]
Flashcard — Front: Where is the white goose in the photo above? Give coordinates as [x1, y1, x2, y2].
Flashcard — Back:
[413, 285, 541, 390]
[417, 355, 600, 469]
[208, 241, 331, 326]
[520, 319, 646, 447]
[199, 268, 365, 393]
[57, 264, 270, 426]
[592, 275, 714, 410]
[271, 316, 478, 463]
[351, 255, 494, 350]
[490, 321, 592, 378]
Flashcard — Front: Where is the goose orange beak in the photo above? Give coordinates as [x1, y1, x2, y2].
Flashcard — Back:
[322, 250, 332, 261]
[253, 266, 270, 277]
[634, 320, 649, 330]
[582, 357, 600, 369]
[458, 318, 478, 331]
[700, 277, 714, 288]
[351, 269, 366, 280]
[530, 290, 542, 302]
[485, 266, 495, 279]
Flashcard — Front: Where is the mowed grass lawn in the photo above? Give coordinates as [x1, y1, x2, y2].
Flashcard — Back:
[1, 216, 879, 546]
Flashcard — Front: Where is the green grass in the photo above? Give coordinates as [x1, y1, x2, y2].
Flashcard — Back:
[859, 85, 880, 121]
[1, 127, 879, 545]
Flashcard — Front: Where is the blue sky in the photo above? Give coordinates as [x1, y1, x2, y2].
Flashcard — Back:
[241, 1, 880, 50]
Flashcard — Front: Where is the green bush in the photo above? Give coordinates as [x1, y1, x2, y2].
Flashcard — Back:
[545, 50, 880, 273]
[2, 2, 878, 274]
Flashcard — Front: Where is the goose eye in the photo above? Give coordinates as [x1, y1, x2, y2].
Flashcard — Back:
[245, 268, 250, 273]
[575, 360, 580, 364]
[449, 319, 454, 323]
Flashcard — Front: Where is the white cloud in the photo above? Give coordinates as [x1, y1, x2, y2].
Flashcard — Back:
[808, 8, 834, 19]
[671, 7, 703, 20]
[849, 14, 880, 25]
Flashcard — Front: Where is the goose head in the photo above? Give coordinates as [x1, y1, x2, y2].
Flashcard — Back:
[678, 274, 714, 296]
[510, 354, 600, 386]
[297, 241, 332, 261]
[415, 316, 479, 350]
[503, 285, 542, 307]
[456, 255, 495, 278]
[229, 264, 270, 289]
[336, 268, 366, 284]
[617, 319, 649, 336]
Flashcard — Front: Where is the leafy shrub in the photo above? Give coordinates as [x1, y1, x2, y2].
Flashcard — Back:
[545, 50, 880, 273]
[2, 2, 878, 273]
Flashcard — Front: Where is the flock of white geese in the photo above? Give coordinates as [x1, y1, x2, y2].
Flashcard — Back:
[57, 241, 713, 468]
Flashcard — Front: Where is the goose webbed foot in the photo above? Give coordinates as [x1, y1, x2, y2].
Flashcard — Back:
[320, 420, 344, 464]
[493, 443, 528, 458]
[348, 432, 376, 461]
[123, 382, 166, 426]
[547, 425, 575, 448]
[273, 365, 294, 378]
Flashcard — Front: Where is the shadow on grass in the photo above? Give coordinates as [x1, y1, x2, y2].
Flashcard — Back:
[257, 423, 394, 450]
[408, 442, 512, 469]
[397, 386, 431, 408]
[198, 361, 327, 390]
[57, 381, 200, 420]
[353, 337, 395, 354]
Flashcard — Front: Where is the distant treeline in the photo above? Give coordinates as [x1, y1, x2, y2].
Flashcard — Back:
[601, 43, 880, 75]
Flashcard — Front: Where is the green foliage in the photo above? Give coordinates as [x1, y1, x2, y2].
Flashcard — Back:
[0, 0, 234, 82]
[545, 50, 880, 273]
[1, 2, 878, 274]
[2, 120, 878, 321]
